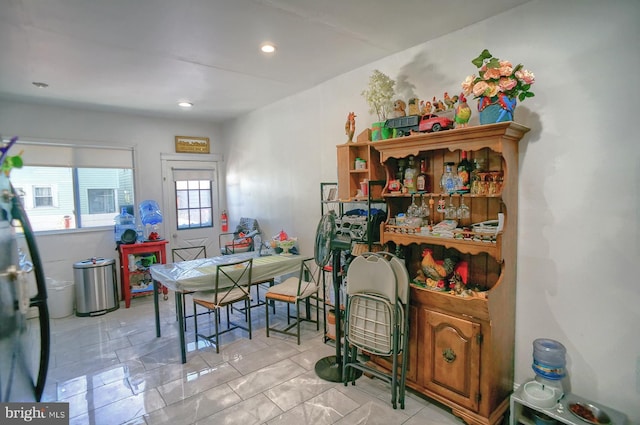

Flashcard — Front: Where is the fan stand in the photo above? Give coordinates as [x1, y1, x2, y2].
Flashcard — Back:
[314, 245, 362, 383]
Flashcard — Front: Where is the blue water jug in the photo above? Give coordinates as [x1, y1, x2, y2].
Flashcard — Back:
[139, 200, 163, 226]
[114, 207, 135, 242]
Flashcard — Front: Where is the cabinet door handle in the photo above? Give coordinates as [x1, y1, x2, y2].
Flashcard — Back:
[442, 348, 456, 363]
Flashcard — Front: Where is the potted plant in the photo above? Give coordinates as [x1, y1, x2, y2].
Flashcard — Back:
[461, 49, 535, 124]
[361, 70, 395, 140]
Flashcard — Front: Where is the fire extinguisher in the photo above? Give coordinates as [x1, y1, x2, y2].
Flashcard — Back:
[221, 210, 228, 232]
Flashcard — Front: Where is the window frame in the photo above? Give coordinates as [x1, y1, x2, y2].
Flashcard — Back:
[3, 138, 137, 235]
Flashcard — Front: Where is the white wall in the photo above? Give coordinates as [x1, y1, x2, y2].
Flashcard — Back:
[0, 102, 222, 280]
[223, 0, 639, 421]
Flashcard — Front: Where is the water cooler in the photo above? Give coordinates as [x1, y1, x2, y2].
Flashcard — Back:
[532, 338, 567, 396]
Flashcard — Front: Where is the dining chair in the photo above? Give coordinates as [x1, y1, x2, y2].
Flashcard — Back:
[171, 246, 207, 331]
[219, 218, 275, 313]
[265, 257, 320, 345]
[191, 257, 253, 353]
[341, 252, 410, 409]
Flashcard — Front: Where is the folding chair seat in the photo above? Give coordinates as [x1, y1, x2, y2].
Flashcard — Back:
[342, 252, 410, 409]
[191, 257, 253, 353]
[265, 257, 321, 345]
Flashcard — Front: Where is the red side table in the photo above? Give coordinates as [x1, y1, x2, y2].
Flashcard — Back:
[118, 240, 168, 308]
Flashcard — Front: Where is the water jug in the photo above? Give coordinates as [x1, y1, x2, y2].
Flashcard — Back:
[532, 338, 566, 380]
[139, 200, 163, 226]
[114, 207, 135, 243]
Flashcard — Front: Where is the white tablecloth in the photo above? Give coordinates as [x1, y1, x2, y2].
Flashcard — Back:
[150, 252, 306, 292]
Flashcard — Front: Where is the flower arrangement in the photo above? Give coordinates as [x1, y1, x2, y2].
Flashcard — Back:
[361, 70, 396, 122]
[461, 49, 535, 102]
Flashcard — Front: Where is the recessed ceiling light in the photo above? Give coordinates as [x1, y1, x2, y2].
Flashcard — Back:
[260, 43, 276, 54]
[178, 101, 193, 108]
[32, 82, 49, 88]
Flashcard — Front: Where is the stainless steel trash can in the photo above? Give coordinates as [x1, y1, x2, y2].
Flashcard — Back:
[73, 258, 119, 316]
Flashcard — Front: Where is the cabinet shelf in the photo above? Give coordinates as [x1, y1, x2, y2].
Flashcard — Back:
[383, 192, 502, 199]
[381, 231, 502, 261]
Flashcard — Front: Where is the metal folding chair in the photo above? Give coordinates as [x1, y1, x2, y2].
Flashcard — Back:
[342, 251, 410, 409]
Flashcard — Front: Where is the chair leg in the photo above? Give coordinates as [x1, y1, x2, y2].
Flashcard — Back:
[247, 298, 252, 340]
[214, 308, 220, 353]
[265, 298, 270, 337]
[296, 300, 301, 345]
[193, 301, 199, 344]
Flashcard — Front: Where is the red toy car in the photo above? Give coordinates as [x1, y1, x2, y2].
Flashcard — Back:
[385, 114, 454, 136]
[418, 114, 454, 133]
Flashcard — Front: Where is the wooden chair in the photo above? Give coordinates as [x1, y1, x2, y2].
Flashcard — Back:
[191, 258, 253, 353]
[171, 246, 207, 330]
[265, 257, 320, 345]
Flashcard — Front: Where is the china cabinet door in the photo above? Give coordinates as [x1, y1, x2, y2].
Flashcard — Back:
[422, 309, 481, 412]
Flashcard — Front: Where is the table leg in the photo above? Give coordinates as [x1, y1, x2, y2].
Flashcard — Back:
[153, 279, 161, 338]
[175, 291, 187, 364]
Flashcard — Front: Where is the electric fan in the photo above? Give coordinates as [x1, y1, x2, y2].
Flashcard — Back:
[313, 212, 360, 382]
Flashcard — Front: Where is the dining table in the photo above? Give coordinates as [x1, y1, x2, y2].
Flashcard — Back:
[149, 251, 305, 363]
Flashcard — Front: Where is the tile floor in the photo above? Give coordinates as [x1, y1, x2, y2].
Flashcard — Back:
[43, 292, 467, 425]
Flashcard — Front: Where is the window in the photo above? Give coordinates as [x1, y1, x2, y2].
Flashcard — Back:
[176, 180, 212, 229]
[5, 140, 134, 232]
[88, 189, 116, 214]
[34, 186, 53, 207]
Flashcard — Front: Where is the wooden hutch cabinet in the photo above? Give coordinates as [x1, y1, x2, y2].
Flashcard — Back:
[336, 141, 385, 201]
[358, 122, 529, 425]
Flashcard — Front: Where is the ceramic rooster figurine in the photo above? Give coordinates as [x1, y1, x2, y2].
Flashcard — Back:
[454, 93, 472, 128]
[345, 112, 356, 142]
[419, 248, 458, 285]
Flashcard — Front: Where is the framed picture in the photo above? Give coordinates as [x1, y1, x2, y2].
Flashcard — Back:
[175, 136, 210, 154]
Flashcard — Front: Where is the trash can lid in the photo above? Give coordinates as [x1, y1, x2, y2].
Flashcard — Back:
[73, 257, 115, 268]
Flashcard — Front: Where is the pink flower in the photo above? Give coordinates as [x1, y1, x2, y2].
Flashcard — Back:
[499, 77, 518, 91]
[461, 75, 475, 95]
[498, 61, 513, 77]
[472, 81, 490, 97]
[515, 69, 535, 85]
[483, 67, 501, 80]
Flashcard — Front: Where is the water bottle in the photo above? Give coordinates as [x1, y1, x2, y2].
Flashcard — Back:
[114, 207, 135, 242]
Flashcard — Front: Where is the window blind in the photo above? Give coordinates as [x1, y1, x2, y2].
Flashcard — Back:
[11, 141, 134, 168]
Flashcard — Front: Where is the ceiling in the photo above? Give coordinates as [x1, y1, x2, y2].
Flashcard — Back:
[0, 0, 530, 122]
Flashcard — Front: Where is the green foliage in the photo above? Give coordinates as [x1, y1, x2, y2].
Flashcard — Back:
[361, 70, 396, 122]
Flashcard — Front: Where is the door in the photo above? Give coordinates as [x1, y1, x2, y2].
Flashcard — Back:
[422, 309, 481, 412]
[161, 156, 222, 258]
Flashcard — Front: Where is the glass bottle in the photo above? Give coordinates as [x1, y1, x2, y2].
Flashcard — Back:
[416, 158, 429, 193]
[440, 162, 459, 194]
[403, 155, 418, 193]
[457, 151, 473, 193]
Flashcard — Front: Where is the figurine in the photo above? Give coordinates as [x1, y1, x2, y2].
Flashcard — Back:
[454, 93, 472, 128]
[407, 98, 420, 116]
[387, 99, 406, 118]
[419, 100, 432, 115]
[345, 112, 356, 142]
